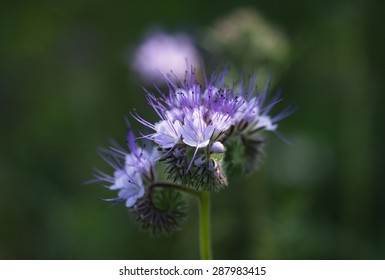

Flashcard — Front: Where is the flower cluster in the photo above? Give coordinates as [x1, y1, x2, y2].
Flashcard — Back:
[134, 67, 292, 191]
[91, 66, 292, 234]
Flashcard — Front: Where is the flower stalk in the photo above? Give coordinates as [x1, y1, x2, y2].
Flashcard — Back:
[198, 191, 212, 260]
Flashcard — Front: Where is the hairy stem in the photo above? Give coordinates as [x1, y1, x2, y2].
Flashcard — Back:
[198, 191, 212, 260]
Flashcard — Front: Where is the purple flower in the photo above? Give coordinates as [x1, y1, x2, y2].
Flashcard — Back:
[133, 66, 293, 190]
[92, 128, 158, 207]
[89, 62, 293, 235]
[109, 168, 144, 207]
[153, 119, 182, 149]
[130, 30, 201, 83]
[139, 66, 290, 144]
[181, 108, 214, 149]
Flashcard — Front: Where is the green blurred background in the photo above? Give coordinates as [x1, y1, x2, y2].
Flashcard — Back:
[1, 0, 384, 259]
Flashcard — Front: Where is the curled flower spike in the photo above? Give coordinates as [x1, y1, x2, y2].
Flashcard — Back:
[131, 189, 187, 235]
[89, 123, 191, 235]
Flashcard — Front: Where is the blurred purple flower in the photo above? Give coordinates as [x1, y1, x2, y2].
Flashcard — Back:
[131, 31, 201, 83]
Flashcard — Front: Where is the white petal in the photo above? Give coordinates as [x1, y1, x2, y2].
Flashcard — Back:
[257, 116, 277, 131]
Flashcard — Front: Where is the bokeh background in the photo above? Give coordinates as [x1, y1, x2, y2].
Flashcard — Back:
[1, 0, 384, 259]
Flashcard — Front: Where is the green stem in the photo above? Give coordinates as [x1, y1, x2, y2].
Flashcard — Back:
[198, 191, 212, 260]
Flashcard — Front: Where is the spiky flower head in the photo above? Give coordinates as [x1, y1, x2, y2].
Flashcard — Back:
[134, 66, 293, 191]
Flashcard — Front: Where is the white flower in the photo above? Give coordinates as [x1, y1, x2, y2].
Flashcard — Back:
[125, 147, 159, 177]
[181, 109, 214, 149]
[210, 111, 232, 133]
[254, 115, 277, 131]
[153, 119, 182, 149]
[110, 169, 144, 207]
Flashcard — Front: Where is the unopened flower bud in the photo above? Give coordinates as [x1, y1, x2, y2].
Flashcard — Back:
[210, 141, 225, 154]
[173, 147, 185, 158]
[194, 156, 206, 167]
[208, 159, 218, 171]
[175, 158, 186, 168]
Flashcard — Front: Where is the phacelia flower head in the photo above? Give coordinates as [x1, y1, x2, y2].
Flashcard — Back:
[134, 66, 293, 191]
[89, 63, 293, 237]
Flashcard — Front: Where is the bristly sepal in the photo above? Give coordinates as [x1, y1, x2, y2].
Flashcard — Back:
[225, 134, 267, 173]
[159, 144, 228, 192]
[130, 189, 187, 235]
